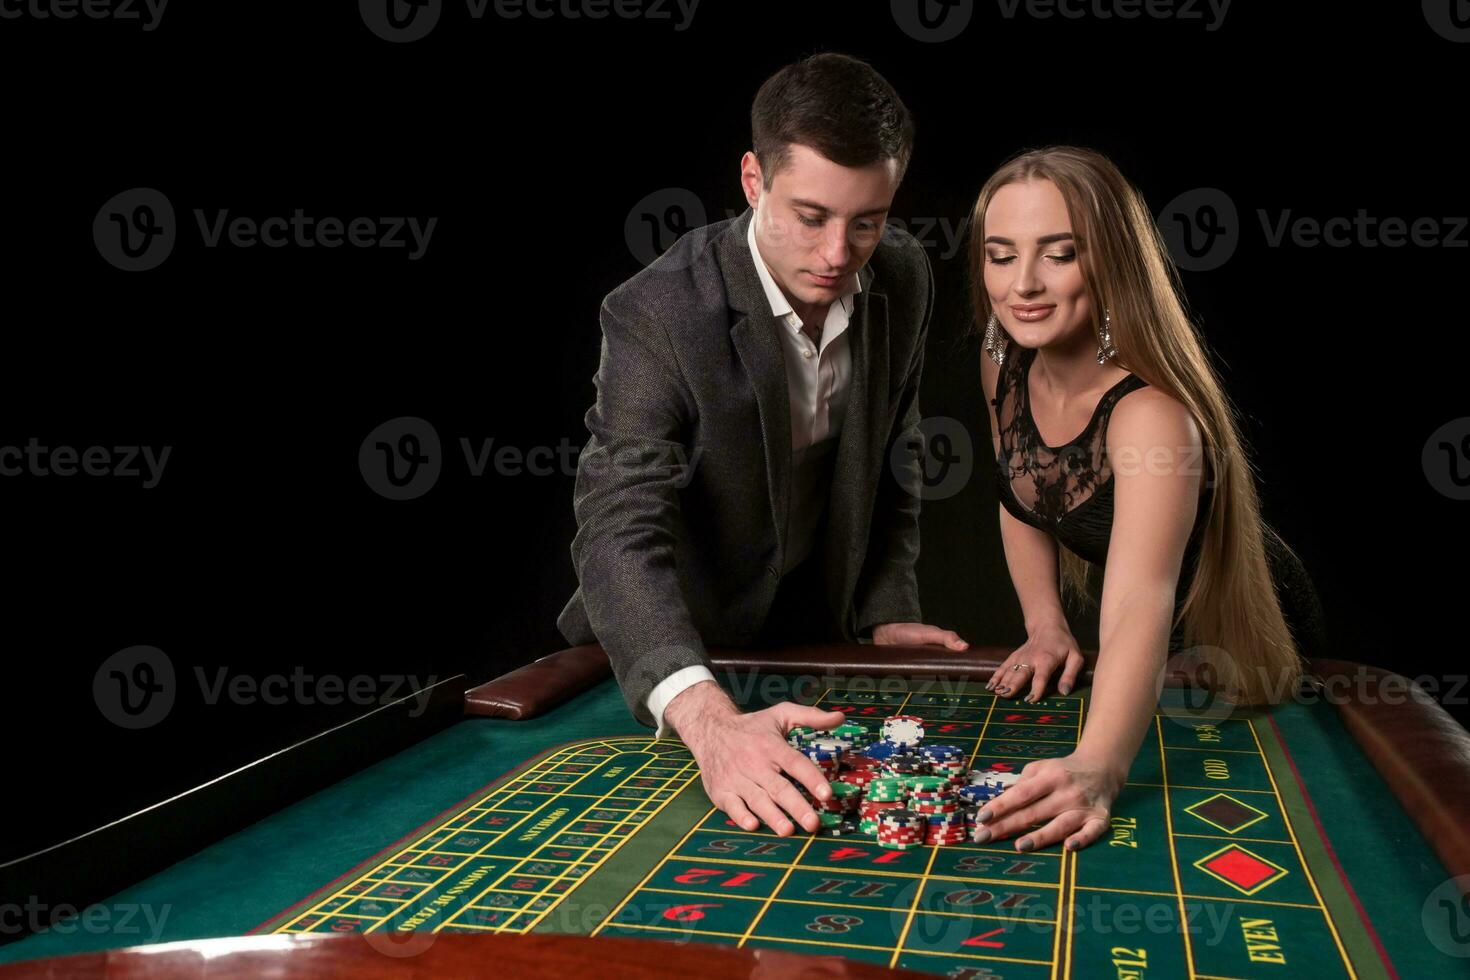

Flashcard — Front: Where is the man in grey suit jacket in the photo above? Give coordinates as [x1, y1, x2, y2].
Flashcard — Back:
[558, 53, 967, 837]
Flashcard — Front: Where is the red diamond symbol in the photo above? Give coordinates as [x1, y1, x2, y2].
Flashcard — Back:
[1195, 845, 1287, 895]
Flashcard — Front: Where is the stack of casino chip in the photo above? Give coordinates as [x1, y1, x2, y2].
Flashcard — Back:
[966, 768, 1020, 797]
[962, 803, 984, 842]
[825, 780, 862, 817]
[856, 775, 908, 835]
[905, 775, 953, 805]
[817, 812, 858, 836]
[801, 744, 841, 778]
[881, 715, 925, 747]
[879, 749, 928, 779]
[809, 736, 850, 757]
[861, 740, 901, 762]
[876, 808, 925, 849]
[839, 760, 879, 796]
[794, 720, 1023, 849]
[921, 745, 968, 785]
[926, 810, 968, 846]
[959, 783, 998, 806]
[906, 776, 966, 846]
[787, 725, 818, 748]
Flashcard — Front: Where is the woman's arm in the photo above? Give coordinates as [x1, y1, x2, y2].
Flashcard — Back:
[979, 353, 1087, 701]
[998, 507, 1068, 637]
[1072, 387, 1203, 777]
[972, 384, 1204, 854]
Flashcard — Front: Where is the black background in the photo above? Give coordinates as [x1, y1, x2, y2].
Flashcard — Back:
[3, 1, 1467, 870]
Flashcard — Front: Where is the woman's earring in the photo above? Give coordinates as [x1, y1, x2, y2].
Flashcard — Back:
[984, 312, 1009, 366]
[1096, 307, 1118, 364]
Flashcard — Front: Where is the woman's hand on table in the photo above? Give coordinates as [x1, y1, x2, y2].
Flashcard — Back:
[988, 623, 1085, 701]
[665, 681, 845, 837]
[972, 750, 1125, 853]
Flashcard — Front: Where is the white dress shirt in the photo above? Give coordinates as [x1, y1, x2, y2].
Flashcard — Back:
[647, 215, 862, 738]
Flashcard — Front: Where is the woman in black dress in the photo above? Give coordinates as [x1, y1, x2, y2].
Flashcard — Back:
[968, 146, 1327, 855]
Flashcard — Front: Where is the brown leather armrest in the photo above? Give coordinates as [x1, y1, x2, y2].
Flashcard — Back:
[462, 642, 1198, 720]
[464, 645, 612, 719]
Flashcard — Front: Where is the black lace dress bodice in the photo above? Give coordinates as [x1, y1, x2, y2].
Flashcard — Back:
[992, 344, 1211, 565]
[990, 344, 1327, 658]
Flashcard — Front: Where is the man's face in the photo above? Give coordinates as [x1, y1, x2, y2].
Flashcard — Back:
[741, 143, 900, 314]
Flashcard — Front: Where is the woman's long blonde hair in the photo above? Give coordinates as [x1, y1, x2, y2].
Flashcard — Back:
[968, 146, 1305, 705]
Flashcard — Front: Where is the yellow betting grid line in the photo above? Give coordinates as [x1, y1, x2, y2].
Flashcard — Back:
[290, 742, 634, 926]
[609, 920, 1056, 965]
[493, 754, 702, 934]
[412, 751, 693, 930]
[972, 733, 1086, 746]
[447, 751, 699, 933]
[1055, 687, 1086, 980]
[1156, 716, 1199, 980]
[1144, 783, 1275, 795]
[853, 685, 917, 969]
[1063, 846, 1077, 979]
[888, 835, 941, 968]
[1170, 831, 1294, 846]
[965, 680, 1073, 980]
[274, 776, 560, 931]
[1052, 687, 1087, 975]
[627, 846, 1061, 887]
[1244, 718, 1358, 978]
[732, 686, 837, 948]
[281, 739, 691, 934]
[634, 884, 1048, 925]
[591, 796, 712, 937]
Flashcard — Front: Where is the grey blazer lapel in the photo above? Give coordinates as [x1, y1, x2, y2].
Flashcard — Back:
[722, 209, 793, 565]
[730, 312, 793, 563]
[825, 278, 888, 630]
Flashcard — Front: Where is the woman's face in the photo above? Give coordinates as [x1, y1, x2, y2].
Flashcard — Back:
[982, 178, 1093, 350]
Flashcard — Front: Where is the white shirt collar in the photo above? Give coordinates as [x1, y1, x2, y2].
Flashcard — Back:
[746, 210, 862, 331]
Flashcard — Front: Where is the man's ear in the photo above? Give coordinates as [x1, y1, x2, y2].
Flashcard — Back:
[739, 151, 764, 210]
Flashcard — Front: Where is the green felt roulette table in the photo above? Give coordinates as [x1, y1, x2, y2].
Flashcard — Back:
[4, 644, 1470, 979]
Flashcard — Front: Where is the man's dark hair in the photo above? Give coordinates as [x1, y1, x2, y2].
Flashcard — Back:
[751, 52, 915, 191]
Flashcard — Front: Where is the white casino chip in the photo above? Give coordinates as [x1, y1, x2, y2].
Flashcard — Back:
[882, 719, 925, 746]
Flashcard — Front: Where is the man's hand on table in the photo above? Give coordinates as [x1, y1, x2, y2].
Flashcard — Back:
[871, 622, 969, 650]
[664, 680, 845, 836]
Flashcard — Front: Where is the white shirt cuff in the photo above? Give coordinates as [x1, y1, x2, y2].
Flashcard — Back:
[647, 664, 717, 740]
